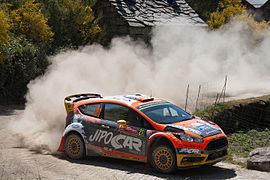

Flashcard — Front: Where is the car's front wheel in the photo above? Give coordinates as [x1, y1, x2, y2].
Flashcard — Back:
[65, 134, 85, 160]
[151, 145, 176, 173]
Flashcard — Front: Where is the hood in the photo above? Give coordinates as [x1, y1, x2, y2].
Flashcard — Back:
[165, 118, 222, 138]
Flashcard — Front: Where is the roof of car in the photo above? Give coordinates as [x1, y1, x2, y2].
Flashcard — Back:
[74, 94, 164, 108]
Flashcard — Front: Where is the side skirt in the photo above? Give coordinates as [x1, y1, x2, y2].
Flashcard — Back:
[86, 144, 147, 163]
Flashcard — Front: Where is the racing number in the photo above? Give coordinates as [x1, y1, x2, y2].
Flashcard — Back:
[138, 128, 145, 137]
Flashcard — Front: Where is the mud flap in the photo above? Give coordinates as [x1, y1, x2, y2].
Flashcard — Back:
[57, 136, 65, 152]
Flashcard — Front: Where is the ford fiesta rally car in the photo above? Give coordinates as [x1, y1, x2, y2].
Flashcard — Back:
[58, 93, 228, 173]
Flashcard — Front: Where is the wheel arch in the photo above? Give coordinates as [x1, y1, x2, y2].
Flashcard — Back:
[62, 123, 87, 155]
[64, 130, 84, 140]
[64, 130, 87, 158]
[147, 134, 176, 162]
[63, 123, 86, 140]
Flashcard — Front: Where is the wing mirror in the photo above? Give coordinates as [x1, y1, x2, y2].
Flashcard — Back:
[117, 120, 127, 128]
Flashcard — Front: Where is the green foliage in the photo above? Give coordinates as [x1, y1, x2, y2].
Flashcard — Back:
[39, 0, 100, 49]
[0, 0, 23, 8]
[0, 0, 100, 104]
[193, 103, 230, 120]
[10, 0, 54, 42]
[0, 36, 48, 103]
[226, 129, 270, 166]
[208, 0, 246, 29]
[0, 9, 11, 45]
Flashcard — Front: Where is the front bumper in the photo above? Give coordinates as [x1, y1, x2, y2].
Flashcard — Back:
[176, 147, 227, 168]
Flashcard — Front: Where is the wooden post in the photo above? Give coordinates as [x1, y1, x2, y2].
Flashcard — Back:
[185, 84, 189, 111]
[223, 75, 227, 102]
[217, 75, 228, 103]
[195, 85, 201, 111]
[215, 93, 219, 105]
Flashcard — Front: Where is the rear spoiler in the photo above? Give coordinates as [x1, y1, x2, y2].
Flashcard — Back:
[64, 93, 102, 113]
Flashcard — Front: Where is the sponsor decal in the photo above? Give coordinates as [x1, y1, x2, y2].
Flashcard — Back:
[194, 124, 221, 137]
[71, 124, 80, 128]
[178, 148, 201, 154]
[168, 123, 221, 138]
[138, 128, 146, 137]
[89, 129, 142, 152]
[85, 125, 146, 155]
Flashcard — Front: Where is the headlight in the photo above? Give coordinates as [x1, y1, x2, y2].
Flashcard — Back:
[174, 134, 204, 143]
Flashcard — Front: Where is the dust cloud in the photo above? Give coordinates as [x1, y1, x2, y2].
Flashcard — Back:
[9, 20, 270, 153]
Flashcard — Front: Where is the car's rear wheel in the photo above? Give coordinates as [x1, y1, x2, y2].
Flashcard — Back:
[151, 145, 176, 173]
[65, 134, 85, 160]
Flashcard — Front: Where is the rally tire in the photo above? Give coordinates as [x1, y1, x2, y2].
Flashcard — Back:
[151, 145, 176, 173]
[65, 134, 85, 160]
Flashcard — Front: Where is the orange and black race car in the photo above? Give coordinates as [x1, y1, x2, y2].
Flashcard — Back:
[58, 93, 228, 173]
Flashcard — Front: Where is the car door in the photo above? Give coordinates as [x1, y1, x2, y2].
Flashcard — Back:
[95, 103, 151, 159]
[121, 107, 155, 157]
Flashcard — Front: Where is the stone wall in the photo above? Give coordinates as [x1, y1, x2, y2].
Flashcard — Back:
[212, 101, 270, 134]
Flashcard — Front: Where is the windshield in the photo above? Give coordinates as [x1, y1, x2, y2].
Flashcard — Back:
[138, 102, 193, 124]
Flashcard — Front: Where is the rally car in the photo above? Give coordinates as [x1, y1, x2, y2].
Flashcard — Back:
[58, 93, 228, 173]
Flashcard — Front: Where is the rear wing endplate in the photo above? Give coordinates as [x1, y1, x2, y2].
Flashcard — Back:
[64, 93, 102, 113]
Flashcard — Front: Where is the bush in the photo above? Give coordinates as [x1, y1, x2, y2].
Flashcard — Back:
[208, 0, 246, 29]
[0, 0, 100, 104]
[193, 103, 230, 120]
[0, 36, 48, 103]
[39, 0, 100, 50]
[10, 0, 54, 43]
[0, 9, 11, 44]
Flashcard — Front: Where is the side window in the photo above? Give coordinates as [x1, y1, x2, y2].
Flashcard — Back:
[127, 109, 154, 130]
[104, 103, 129, 122]
[127, 109, 142, 127]
[79, 103, 102, 117]
[142, 117, 154, 130]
